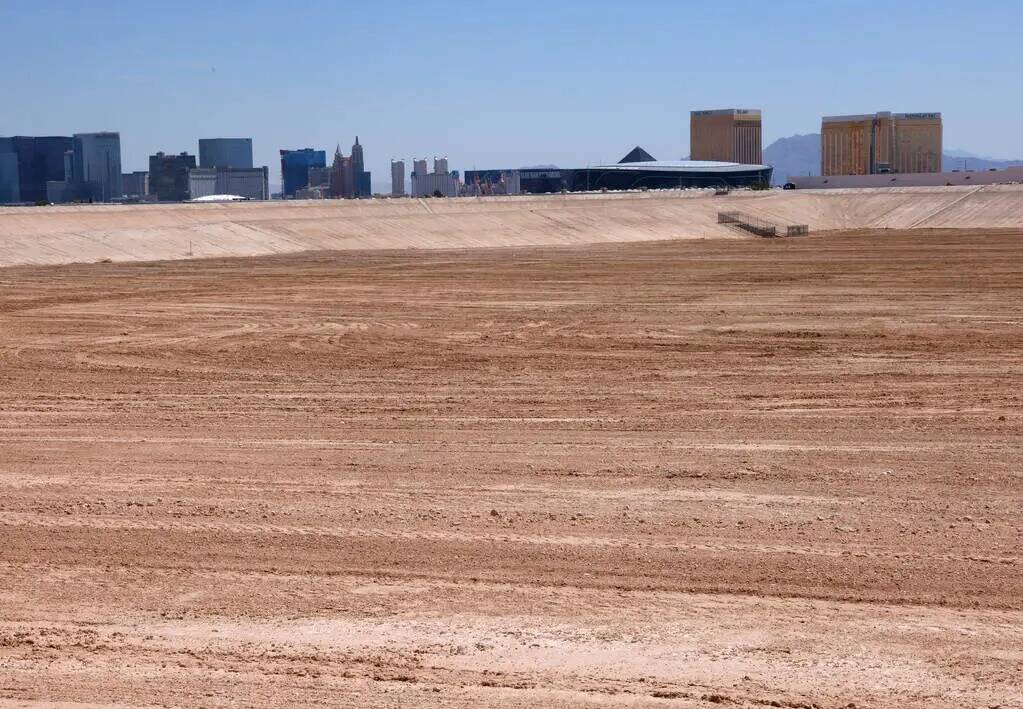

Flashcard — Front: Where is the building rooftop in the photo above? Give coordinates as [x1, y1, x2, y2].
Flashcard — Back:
[691, 109, 762, 117]
[619, 146, 657, 163]
[594, 160, 769, 173]
[823, 112, 942, 123]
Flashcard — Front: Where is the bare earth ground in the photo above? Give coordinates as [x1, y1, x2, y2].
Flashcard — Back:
[0, 230, 1020, 708]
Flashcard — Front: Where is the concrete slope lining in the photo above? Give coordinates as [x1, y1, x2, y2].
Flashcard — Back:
[906, 185, 988, 229]
[1, 186, 1022, 267]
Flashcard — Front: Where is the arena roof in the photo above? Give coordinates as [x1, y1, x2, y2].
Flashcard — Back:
[619, 146, 657, 163]
[190, 194, 250, 202]
[594, 160, 770, 173]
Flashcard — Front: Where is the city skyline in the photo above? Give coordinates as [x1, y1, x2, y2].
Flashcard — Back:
[2, 1, 1022, 188]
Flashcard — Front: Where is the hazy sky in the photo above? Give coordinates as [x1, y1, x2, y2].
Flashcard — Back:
[2, 1, 1021, 183]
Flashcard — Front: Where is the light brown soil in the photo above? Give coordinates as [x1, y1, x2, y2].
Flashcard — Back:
[0, 230, 1020, 708]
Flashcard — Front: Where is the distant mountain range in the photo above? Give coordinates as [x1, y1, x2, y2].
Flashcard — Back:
[939, 153, 1023, 172]
[763, 134, 1023, 185]
[763, 134, 821, 184]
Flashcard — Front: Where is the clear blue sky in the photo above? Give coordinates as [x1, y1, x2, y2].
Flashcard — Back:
[2, 0, 1021, 184]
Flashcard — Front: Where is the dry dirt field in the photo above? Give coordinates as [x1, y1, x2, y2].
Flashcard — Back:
[0, 229, 1020, 708]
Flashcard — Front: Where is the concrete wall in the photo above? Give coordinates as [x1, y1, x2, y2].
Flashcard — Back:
[790, 168, 1023, 189]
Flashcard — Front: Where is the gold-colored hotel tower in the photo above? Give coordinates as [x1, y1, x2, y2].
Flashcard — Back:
[690, 109, 763, 165]
[821, 112, 942, 176]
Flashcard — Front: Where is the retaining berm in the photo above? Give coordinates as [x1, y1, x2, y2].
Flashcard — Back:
[1, 184, 1021, 267]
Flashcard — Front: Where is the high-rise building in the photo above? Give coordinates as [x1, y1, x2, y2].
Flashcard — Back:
[199, 138, 253, 169]
[391, 160, 405, 196]
[349, 136, 371, 197]
[1, 130, 123, 203]
[279, 148, 326, 198]
[329, 145, 354, 198]
[690, 109, 762, 164]
[2, 133, 122, 204]
[821, 112, 942, 176]
[411, 156, 460, 197]
[149, 152, 196, 202]
[72, 132, 123, 202]
[351, 137, 364, 184]
[0, 136, 74, 203]
[413, 159, 428, 179]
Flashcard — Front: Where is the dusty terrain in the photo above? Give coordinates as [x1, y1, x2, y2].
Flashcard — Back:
[0, 229, 1021, 707]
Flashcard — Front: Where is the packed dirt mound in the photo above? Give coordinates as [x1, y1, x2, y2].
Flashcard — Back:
[1, 184, 1021, 267]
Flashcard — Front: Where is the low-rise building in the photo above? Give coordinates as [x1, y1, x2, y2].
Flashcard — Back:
[294, 185, 331, 199]
[464, 169, 521, 196]
[122, 171, 148, 198]
[188, 166, 269, 200]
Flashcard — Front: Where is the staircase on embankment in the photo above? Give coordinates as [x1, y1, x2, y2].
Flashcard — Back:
[717, 210, 809, 238]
